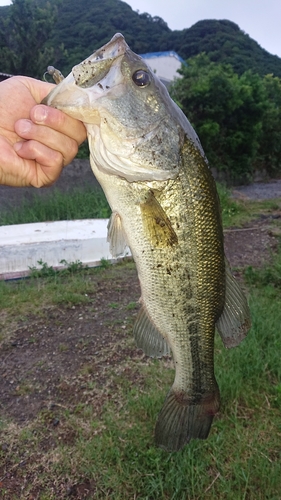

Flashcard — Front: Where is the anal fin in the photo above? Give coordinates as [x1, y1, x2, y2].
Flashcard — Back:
[133, 305, 170, 358]
[216, 258, 251, 348]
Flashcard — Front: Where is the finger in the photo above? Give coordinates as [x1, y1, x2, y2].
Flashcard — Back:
[30, 105, 87, 144]
[14, 119, 79, 165]
[14, 139, 64, 172]
[19, 76, 56, 104]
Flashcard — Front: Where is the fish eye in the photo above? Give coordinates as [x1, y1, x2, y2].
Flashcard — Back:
[132, 70, 150, 87]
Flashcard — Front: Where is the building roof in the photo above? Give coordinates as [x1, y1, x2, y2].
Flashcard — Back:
[140, 51, 185, 65]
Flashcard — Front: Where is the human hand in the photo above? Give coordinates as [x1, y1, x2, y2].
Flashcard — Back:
[0, 76, 87, 187]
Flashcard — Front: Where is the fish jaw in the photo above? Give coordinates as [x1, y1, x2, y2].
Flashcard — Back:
[42, 71, 96, 122]
[42, 33, 188, 182]
[41, 34, 128, 123]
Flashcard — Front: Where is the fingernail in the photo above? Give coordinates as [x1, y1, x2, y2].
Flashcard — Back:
[14, 141, 23, 152]
[17, 120, 32, 134]
[33, 105, 48, 123]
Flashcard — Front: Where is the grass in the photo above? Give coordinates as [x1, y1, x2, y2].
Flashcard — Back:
[216, 182, 281, 228]
[0, 180, 279, 228]
[0, 265, 92, 316]
[62, 281, 280, 499]
[1, 189, 281, 498]
[0, 257, 281, 498]
[0, 186, 111, 225]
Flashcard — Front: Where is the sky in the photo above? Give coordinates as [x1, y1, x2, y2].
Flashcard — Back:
[1, 0, 281, 58]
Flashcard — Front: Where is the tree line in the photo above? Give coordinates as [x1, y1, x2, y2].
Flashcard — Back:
[2, 0, 281, 79]
[170, 55, 281, 182]
[1, 0, 281, 181]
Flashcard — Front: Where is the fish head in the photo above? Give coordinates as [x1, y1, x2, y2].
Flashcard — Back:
[43, 33, 203, 182]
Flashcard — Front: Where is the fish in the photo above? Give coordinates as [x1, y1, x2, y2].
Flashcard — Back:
[42, 33, 251, 452]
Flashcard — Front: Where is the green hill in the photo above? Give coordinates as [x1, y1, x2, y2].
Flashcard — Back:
[170, 19, 281, 77]
[1, 0, 281, 78]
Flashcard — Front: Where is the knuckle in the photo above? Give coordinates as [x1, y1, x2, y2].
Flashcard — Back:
[50, 108, 66, 129]
[64, 139, 79, 162]
[52, 150, 64, 167]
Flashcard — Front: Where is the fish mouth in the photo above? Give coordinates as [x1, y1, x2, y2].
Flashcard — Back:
[72, 33, 127, 88]
[42, 33, 128, 122]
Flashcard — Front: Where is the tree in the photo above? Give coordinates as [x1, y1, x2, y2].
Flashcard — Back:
[255, 74, 281, 176]
[170, 54, 267, 181]
[0, 0, 59, 78]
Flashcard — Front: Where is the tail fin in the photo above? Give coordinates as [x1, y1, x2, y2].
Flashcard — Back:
[155, 389, 220, 452]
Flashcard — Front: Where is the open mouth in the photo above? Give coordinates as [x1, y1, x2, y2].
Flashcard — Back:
[72, 33, 127, 89]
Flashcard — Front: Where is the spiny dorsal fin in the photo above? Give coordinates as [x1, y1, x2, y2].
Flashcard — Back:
[140, 190, 178, 248]
[216, 258, 251, 348]
[133, 305, 170, 358]
[107, 211, 128, 258]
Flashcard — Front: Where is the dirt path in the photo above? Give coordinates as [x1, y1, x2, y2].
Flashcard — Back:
[232, 178, 281, 200]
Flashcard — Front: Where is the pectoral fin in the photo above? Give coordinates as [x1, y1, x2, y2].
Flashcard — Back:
[216, 259, 251, 348]
[140, 190, 178, 248]
[133, 305, 170, 358]
[107, 212, 128, 258]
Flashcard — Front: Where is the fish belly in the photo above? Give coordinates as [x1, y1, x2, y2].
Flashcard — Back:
[91, 139, 225, 451]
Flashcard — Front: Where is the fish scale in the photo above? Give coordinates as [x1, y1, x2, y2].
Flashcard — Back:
[43, 33, 251, 451]
[87, 137, 223, 450]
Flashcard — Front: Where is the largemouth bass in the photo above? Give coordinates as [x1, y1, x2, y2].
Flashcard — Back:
[43, 34, 251, 451]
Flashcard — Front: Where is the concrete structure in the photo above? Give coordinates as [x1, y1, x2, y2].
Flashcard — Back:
[0, 219, 130, 280]
[140, 51, 185, 87]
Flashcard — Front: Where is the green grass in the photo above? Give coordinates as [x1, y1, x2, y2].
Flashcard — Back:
[1, 188, 281, 498]
[0, 186, 111, 225]
[216, 182, 281, 228]
[0, 180, 279, 228]
[0, 259, 281, 498]
[0, 262, 96, 327]
[244, 247, 281, 290]
[58, 285, 281, 499]
[216, 182, 246, 227]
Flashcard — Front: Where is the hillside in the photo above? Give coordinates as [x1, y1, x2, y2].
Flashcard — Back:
[1, 0, 281, 78]
[170, 19, 281, 77]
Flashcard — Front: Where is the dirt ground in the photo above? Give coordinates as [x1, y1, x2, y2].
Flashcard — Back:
[1, 207, 279, 421]
[0, 184, 281, 498]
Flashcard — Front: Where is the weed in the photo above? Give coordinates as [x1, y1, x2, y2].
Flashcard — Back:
[126, 301, 138, 310]
[244, 248, 281, 290]
[59, 343, 69, 352]
[109, 302, 119, 309]
[0, 187, 111, 226]
[217, 182, 245, 226]
[59, 259, 87, 274]
[29, 259, 57, 278]
[99, 257, 111, 269]
[217, 183, 281, 228]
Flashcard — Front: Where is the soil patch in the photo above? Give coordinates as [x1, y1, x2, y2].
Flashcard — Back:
[0, 216, 279, 425]
[1, 195, 281, 498]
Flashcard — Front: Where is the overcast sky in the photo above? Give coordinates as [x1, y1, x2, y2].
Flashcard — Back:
[1, 0, 281, 57]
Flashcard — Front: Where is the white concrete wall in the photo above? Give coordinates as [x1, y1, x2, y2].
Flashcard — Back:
[0, 219, 130, 280]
